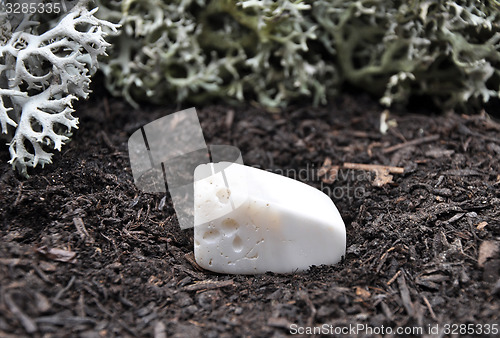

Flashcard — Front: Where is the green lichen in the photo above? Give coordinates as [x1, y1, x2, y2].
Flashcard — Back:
[314, 0, 500, 109]
[96, 0, 500, 110]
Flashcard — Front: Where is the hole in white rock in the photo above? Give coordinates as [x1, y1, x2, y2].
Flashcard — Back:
[203, 230, 220, 242]
[221, 218, 239, 234]
[233, 235, 243, 252]
[195, 240, 200, 246]
[209, 259, 213, 266]
[216, 188, 231, 203]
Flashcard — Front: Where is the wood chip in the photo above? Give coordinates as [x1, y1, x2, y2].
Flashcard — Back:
[355, 286, 371, 299]
[415, 274, 449, 290]
[323, 166, 339, 184]
[36, 246, 77, 263]
[343, 162, 404, 187]
[318, 157, 332, 177]
[154, 321, 167, 338]
[267, 317, 292, 329]
[478, 241, 500, 268]
[476, 221, 488, 230]
[425, 149, 455, 158]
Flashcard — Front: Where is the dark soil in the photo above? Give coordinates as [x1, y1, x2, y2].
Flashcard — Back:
[1, 92, 499, 337]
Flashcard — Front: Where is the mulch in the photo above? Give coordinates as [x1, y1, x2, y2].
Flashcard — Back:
[0, 91, 499, 337]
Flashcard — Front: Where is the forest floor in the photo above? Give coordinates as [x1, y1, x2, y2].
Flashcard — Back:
[0, 90, 499, 337]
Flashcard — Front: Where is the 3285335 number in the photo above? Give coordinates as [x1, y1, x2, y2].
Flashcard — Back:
[4, 1, 62, 15]
[443, 323, 498, 335]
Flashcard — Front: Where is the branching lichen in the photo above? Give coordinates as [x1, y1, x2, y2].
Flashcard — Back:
[0, 0, 118, 176]
[313, 0, 500, 109]
[96, 0, 337, 108]
[96, 0, 499, 111]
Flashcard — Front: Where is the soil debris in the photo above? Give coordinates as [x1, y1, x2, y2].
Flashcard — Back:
[1, 93, 499, 336]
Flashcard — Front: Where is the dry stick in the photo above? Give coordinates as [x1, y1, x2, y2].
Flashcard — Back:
[380, 301, 394, 321]
[382, 134, 440, 154]
[100, 130, 117, 151]
[73, 217, 94, 243]
[225, 109, 235, 129]
[182, 279, 234, 292]
[54, 276, 76, 302]
[397, 271, 415, 317]
[13, 182, 23, 207]
[4, 293, 37, 334]
[184, 252, 204, 272]
[343, 163, 404, 174]
[422, 295, 438, 321]
[387, 270, 401, 286]
[0, 258, 31, 266]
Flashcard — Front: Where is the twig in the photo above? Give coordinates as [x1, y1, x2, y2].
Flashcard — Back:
[4, 293, 37, 334]
[100, 130, 117, 151]
[380, 301, 393, 320]
[376, 247, 395, 274]
[267, 317, 293, 329]
[182, 279, 234, 292]
[13, 183, 24, 207]
[382, 135, 440, 154]
[0, 258, 31, 266]
[73, 217, 94, 243]
[343, 162, 404, 174]
[422, 295, 437, 321]
[103, 96, 111, 120]
[225, 109, 235, 129]
[184, 253, 204, 272]
[397, 271, 414, 317]
[35, 315, 95, 326]
[386, 270, 401, 286]
[54, 276, 76, 301]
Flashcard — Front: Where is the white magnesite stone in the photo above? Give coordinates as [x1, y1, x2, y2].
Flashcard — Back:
[193, 162, 346, 274]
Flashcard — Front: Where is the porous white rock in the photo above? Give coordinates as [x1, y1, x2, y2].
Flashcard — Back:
[194, 162, 346, 274]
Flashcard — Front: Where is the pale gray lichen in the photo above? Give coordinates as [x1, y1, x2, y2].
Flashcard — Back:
[96, 0, 338, 108]
[0, 0, 118, 176]
[313, 0, 500, 109]
[96, 0, 499, 111]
